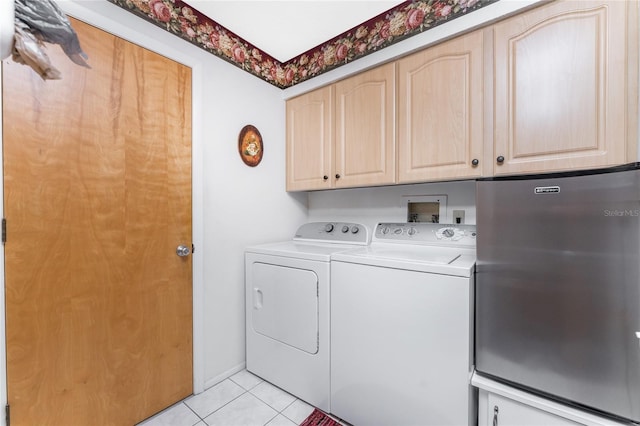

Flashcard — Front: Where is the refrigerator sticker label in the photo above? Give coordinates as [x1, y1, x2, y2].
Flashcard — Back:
[604, 209, 640, 217]
[534, 186, 560, 194]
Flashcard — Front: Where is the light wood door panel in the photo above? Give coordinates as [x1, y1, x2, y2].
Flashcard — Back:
[2, 18, 192, 425]
[398, 30, 484, 183]
[334, 63, 395, 188]
[492, 0, 637, 175]
[286, 86, 333, 191]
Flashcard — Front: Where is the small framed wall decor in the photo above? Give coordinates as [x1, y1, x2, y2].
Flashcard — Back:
[238, 124, 263, 167]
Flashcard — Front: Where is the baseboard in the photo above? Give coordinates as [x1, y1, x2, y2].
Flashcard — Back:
[202, 362, 246, 392]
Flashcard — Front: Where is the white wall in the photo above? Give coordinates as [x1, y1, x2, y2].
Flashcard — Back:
[307, 180, 477, 233]
[200, 46, 308, 387]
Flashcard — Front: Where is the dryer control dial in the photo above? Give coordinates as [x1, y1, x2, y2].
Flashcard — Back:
[436, 227, 463, 241]
[324, 223, 334, 233]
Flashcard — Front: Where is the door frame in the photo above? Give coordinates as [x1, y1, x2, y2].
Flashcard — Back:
[0, 1, 206, 422]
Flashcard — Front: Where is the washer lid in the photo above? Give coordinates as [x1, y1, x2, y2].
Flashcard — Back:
[331, 244, 476, 277]
[246, 240, 362, 262]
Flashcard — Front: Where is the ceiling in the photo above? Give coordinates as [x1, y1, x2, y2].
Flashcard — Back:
[184, 1, 404, 62]
[107, 0, 497, 88]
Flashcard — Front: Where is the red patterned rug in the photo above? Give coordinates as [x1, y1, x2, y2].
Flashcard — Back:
[299, 408, 341, 426]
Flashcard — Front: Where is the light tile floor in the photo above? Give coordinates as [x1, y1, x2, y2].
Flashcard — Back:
[137, 370, 331, 426]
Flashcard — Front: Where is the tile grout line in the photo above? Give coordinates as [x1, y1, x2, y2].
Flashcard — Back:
[229, 377, 262, 392]
[229, 374, 303, 425]
[241, 382, 307, 426]
[181, 401, 203, 425]
[194, 379, 293, 425]
[192, 382, 250, 424]
[248, 392, 299, 426]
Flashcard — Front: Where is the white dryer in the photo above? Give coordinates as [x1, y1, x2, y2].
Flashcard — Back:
[245, 222, 369, 412]
[330, 222, 477, 426]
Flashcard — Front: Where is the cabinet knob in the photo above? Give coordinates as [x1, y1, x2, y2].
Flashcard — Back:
[335, 173, 341, 179]
[323, 175, 328, 181]
[496, 156, 505, 164]
[471, 159, 479, 167]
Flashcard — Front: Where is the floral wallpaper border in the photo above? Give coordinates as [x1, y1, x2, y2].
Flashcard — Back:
[108, 0, 498, 89]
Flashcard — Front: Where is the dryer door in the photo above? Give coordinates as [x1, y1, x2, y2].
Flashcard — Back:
[251, 262, 319, 354]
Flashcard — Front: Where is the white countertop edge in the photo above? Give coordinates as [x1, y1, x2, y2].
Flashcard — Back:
[471, 372, 633, 426]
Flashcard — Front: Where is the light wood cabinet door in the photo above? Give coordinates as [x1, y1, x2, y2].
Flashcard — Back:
[492, 0, 638, 175]
[334, 63, 396, 188]
[398, 30, 485, 183]
[286, 86, 333, 191]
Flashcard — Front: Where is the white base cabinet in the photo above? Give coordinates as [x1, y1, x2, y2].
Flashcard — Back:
[479, 390, 582, 426]
[473, 374, 628, 426]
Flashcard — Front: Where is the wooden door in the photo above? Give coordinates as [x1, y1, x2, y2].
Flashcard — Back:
[492, 0, 638, 175]
[286, 86, 333, 191]
[334, 63, 396, 188]
[397, 29, 485, 183]
[2, 18, 193, 425]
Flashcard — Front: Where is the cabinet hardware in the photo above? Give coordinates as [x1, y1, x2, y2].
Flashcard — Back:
[496, 156, 505, 164]
[335, 174, 341, 179]
[323, 175, 328, 181]
[493, 405, 499, 426]
[472, 159, 479, 166]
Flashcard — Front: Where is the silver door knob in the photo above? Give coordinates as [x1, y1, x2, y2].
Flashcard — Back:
[176, 245, 191, 257]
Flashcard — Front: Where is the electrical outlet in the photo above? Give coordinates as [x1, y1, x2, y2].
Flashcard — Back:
[453, 210, 465, 224]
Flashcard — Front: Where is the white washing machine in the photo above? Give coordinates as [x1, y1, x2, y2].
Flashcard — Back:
[245, 222, 370, 412]
[330, 222, 477, 426]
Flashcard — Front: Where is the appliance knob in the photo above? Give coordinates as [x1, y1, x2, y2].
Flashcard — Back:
[496, 156, 505, 164]
[471, 159, 479, 166]
[341, 225, 349, 233]
[351, 226, 359, 234]
[325, 223, 334, 233]
[443, 228, 455, 238]
[393, 228, 403, 235]
[381, 226, 390, 235]
[408, 227, 416, 236]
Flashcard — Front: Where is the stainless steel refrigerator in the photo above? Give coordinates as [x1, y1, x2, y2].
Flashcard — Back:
[475, 163, 640, 423]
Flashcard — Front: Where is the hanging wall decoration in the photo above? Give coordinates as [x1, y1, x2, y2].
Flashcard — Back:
[238, 125, 263, 167]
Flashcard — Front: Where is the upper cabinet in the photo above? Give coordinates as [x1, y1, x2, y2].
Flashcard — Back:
[333, 63, 396, 188]
[286, 64, 395, 191]
[286, 86, 333, 191]
[286, 0, 638, 191]
[490, 0, 638, 176]
[397, 29, 485, 183]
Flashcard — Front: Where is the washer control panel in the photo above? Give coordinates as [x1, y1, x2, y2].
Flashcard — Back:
[294, 222, 370, 244]
[375, 223, 476, 247]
